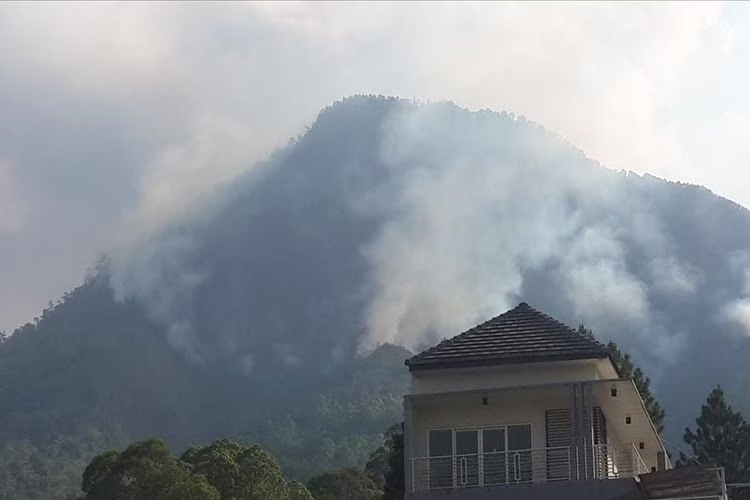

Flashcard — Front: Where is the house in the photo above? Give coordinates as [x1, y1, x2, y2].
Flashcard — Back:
[402, 302, 728, 500]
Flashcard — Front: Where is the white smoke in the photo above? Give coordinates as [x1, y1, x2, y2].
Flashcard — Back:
[725, 301, 750, 332]
[721, 252, 750, 334]
[109, 232, 208, 362]
[105, 114, 271, 358]
[2, 1, 747, 336]
[361, 104, 693, 365]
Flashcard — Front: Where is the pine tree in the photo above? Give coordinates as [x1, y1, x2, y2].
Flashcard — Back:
[684, 386, 750, 482]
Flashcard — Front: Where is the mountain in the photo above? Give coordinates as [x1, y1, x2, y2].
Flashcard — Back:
[2, 95, 750, 498]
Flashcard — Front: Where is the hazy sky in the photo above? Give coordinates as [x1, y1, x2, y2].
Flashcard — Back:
[1, 1, 749, 334]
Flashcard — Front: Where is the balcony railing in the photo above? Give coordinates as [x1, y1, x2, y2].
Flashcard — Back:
[591, 443, 649, 479]
[410, 444, 648, 492]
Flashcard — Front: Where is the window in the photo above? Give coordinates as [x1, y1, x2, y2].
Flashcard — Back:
[427, 424, 532, 487]
[428, 430, 453, 489]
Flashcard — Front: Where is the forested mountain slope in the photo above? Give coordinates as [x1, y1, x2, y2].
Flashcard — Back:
[2, 96, 750, 498]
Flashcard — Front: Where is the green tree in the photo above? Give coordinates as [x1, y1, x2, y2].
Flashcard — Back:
[684, 386, 750, 482]
[81, 439, 219, 500]
[365, 424, 404, 500]
[307, 468, 381, 500]
[577, 325, 666, 433]
[81, 451, 119, 495]
[382, 428, 404, 500]
[180, 439, 288, 500]
[286, 480, 314, 500]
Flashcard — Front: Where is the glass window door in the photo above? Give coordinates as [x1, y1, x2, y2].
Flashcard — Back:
[507, 424, 532, 483]
[455, 430, 479, 487]
[428, 424, 533, 488]
[482, 428, 507, 485]
[428, 430, 453, 489]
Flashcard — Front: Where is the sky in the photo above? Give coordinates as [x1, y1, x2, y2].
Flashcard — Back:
[0, 1, 749, 334]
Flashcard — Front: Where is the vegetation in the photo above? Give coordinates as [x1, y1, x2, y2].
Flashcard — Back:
[4, 96, 750, 498]
[81, 439, 219, 500]
[364, 424, 404, 500]
[307, 469, 381, 500]
[181, 439, 290, 500]
[245, 344, 410, 480]
[0, 273, 408, 499]
[81, 438, 313, 500]
[78, 430, 408, 500]
[287, 481, 315, 500]
[304, 422, 405, 500]
[0, 433, 110, 500]
[683, 387, 750, 482]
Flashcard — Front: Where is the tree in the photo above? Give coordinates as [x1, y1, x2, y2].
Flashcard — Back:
[307, 468, 381, 500]
[81, 439, 219, 500]
[684, 386, 750, 482]
[180, 439, 288, 500]
[286, 480, 314, 500]
[577, 325, 666, 433]
[365, 424, 404, 500]
[382, 428, 404, 500]
[81, 437, 321, 500]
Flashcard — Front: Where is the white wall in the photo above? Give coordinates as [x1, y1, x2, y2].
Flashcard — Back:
[410, 360, 602, 395]
[409, 386, 570, 458]
[406, 385, 649, 476]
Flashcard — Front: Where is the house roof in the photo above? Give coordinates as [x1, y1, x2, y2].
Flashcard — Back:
[405, 302, 610, 371]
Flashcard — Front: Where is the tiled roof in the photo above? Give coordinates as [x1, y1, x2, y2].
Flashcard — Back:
[638, 466, 726, 499]
[406, 302, 609, 371]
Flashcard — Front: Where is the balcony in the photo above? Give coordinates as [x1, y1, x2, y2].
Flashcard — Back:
[410, 444, 649, 492]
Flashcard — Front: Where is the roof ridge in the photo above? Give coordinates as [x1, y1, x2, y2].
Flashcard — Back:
[523, 303, 608, 352]
[405, 304, 523, 365]
[406, 302, 609, 370]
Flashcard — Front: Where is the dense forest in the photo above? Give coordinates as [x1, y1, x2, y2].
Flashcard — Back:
[0, 276, 409, 498]
[3, 96, 750, 498]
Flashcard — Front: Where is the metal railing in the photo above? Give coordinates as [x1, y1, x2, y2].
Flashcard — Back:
[590, 443, 649, 479]
[411, 444, 648, 492]
[411, 446, 572, 492]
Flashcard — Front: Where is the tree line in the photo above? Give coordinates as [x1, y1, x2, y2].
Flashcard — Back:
[77, 384, 750, 500]
[78, 425, 403, 500]
[77, 328, 750, 499]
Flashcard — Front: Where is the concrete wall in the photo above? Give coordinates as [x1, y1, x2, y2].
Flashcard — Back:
[409, 387, 570, 459]
[405, 385, 646, 489]
[406, 478, 641, 500]
[410, 360, 606, 395]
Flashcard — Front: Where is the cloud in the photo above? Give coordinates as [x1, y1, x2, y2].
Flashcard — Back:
[0, 2, 179, 92]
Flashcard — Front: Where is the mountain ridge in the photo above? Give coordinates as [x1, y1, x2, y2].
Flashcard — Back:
[2, 95, 750, 498]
